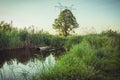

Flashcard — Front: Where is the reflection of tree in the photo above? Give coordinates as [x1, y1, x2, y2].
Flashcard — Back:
[0, 52, 6, 68]
[17, 48, 33, 64]
[0, 48, 35, 68]
[0, 48, 63, 68]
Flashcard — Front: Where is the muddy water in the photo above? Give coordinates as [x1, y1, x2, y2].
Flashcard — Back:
[0, 48, 56, 80]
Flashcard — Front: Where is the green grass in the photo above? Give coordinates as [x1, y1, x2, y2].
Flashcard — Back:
[32, 31, 120, 80]
[0, 21, 120, 80]
[32, 40, 99, 80]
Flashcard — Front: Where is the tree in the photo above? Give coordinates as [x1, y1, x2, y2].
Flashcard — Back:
[53, 9, 79, 37]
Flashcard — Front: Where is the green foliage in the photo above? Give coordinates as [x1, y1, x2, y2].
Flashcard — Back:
[33, 40, 100, 80]
[0, 21, 81, 49]
[65, 36, 81, 51]
[29, 33, 51, 46]
[33, 31, 120, 80]
[53, 9, 79, 37]
[19, 29, 29, 46]
[0, 21, 13, 31]
[0, 21, 65, 48]
[50, 36, 65, 47]
[7, 30, 22, 47]
[0, 30, 9, 48]
[0, 21, 120, 80]
[101, 29, 118, 37]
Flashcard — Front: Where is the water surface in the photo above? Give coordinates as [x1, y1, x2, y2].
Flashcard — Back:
[0, 48, 56, 80]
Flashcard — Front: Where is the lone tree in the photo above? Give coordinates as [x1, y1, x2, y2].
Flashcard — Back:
[53, 9, 79, 37]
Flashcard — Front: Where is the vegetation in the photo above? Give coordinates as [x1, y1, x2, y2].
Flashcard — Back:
[0, 21, 60, 49]
[53, 9, 79, 37]
[0, 21, 81, 50]
[31, 30, 120, 80]
[0, 21, 120, 80]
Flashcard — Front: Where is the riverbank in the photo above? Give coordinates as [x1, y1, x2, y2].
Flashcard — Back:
[31, 31, 120, 80]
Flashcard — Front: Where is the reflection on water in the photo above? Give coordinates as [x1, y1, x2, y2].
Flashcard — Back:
[0, 48, 53, 68]
[0, 48, 35, 68]
[0, 48, 55, 80]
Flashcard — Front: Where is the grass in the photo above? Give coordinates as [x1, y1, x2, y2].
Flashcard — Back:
[32, 40, 99, 80]
[0, 21, 120, 80]
[31, 31, 120, 80]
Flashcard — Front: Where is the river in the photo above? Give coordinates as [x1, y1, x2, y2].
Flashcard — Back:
[0, 48, 56, 80]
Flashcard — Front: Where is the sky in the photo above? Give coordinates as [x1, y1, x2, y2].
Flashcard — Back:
[0, 0, 120, 34]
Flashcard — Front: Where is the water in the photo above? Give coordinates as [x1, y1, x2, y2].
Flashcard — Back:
[0, 48, 56, 80]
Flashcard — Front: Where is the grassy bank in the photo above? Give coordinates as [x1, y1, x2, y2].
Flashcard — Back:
[32, 30, 120, 80]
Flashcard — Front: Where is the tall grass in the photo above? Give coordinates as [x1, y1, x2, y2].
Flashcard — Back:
[32, 30, 120, 80]
[0, 21, 120, 80]
[33, 40, 100, 80]
[0, 21, 66, 49]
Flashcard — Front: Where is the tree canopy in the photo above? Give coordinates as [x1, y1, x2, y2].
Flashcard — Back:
[53, 9, 79, 37]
